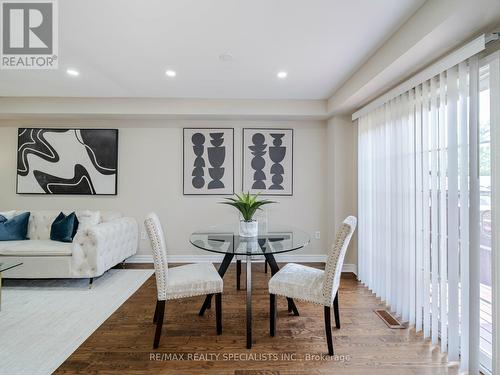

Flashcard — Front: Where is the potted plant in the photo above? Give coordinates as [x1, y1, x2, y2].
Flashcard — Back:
[221, 192, 275, 237]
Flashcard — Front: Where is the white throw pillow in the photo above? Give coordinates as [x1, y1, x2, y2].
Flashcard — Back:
[76, 210, 101, 230]
[0, 210, 16, 220]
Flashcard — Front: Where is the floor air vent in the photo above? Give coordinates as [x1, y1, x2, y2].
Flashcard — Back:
[374, 309, 406, 329]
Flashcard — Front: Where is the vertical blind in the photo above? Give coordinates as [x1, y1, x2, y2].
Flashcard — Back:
[358, 57, 480, 372]
[490, 51, 500, 375]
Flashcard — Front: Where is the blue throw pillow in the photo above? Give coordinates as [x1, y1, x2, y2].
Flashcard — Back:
[50, 212, 79, 243]
[0, 212, 30, 241]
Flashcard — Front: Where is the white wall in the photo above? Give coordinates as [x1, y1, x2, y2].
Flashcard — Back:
[0, 119, 341, 259]
[326, 116, 358, 266]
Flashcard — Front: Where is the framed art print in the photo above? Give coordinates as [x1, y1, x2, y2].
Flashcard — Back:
[183, 128, 234, 195]
[17, 128, 118, 195]
[242, 128, 293, 196]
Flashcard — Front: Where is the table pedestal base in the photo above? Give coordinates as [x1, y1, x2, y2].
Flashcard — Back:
[198, 252, 299, 349]
[246, 255, 252, 349]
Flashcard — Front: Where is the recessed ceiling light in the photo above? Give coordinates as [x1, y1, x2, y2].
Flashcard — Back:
[277, 71, 288, 79]
[66, 68, 79, 77]
[219, 53, 234, 62]
[165, 70, 176, 77]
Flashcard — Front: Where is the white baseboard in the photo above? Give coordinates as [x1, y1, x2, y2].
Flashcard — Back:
[126, 254, 357, 275]
[341, 263, 357, 274]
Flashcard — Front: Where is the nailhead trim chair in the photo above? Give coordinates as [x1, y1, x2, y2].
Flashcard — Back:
[268, 216, 357, 355]
[144, 213, 223, 348]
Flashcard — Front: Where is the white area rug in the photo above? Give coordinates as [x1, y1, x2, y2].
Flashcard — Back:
[0, 269, 154, 375]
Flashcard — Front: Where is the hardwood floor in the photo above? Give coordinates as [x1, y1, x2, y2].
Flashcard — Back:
[55, 263, 458, 374]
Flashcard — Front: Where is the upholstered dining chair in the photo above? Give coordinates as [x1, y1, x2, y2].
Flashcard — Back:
[268, 216, 357, 355]
[144, 213, 223, 348]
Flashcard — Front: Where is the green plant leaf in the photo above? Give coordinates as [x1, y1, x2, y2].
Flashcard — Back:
[219, 192, 276, 221]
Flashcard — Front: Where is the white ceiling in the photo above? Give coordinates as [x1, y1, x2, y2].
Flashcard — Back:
[0, 0, 425, 99]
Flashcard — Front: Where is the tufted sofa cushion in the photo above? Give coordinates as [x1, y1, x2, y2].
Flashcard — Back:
[0, 240, 72, 256]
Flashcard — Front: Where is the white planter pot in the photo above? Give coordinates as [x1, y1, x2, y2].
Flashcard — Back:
[239, 220, 258, 237]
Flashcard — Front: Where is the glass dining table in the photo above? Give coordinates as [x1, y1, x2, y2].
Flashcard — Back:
[0, 261, 22, 311]
[190, 224, 310, 349]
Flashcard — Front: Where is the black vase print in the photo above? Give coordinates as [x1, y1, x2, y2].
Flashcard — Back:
[207, 133, 225, 189]
[191, 133, 205, 189]
[269, 133, 286, 190]
[34, 164, 96, 195]
[249, 133, 267, 189]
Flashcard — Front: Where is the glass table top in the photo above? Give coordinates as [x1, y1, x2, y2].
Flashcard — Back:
[190, 224, 310, 255]
[0, 262, 22, 273]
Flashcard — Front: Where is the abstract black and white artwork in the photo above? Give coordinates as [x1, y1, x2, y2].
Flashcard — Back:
[242, 128, 293, 196]
[183, 128, 234, 195]
[17, 128, 118, 195]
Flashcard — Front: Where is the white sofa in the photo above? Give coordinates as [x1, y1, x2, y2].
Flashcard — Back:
[0, 210, 138, 280]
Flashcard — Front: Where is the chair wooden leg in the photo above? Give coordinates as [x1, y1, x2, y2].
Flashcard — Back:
[324, 306, 334, 356]
[264, 260, 268, 274]
[215, 293, 222, 335]
[236, 259, 241, 290]
[199, 295, 213, 315]
[270, 294, 277, 337]
[333, 291, 340, 329]
[153, 300, 165, 349]
[153, 300, 159, 323]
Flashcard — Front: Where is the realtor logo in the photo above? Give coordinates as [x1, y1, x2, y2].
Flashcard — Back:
[1, 0, 58, 69]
